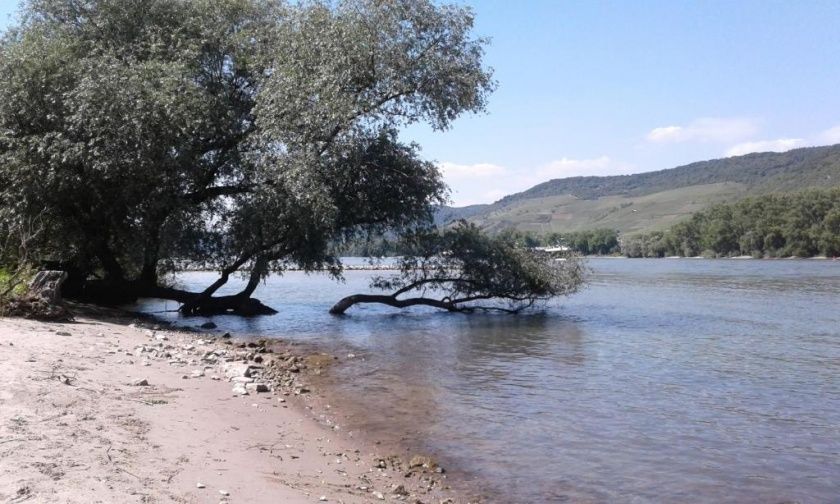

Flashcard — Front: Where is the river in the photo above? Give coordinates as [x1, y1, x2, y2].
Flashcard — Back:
[133, 258, 840, 503]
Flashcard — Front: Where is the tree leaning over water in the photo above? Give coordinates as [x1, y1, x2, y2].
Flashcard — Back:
[330, 222, 586, 315]
[0, 0, 495, 315]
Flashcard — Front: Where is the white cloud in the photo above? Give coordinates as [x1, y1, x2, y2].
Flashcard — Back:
[817, 125, 840, 145]
[646, 125, 685, 142]
[646, 117, 757, 144]
[724, 138, 804, 157]
[438, 162, 506, 180]
[440, 157, 634, 207]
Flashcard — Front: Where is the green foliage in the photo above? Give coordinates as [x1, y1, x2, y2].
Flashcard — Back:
[370, 222, 586, 312]
[0, 266, 34, 314]
[0, 0, 495, 301]
[621, 188, 840, 258]
[488, 228, 620, 256]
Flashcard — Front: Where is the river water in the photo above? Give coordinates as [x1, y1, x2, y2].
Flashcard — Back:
[135, 259, 840, 503]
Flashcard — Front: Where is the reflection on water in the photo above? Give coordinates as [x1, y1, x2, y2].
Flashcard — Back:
[133, 259, 840, 503]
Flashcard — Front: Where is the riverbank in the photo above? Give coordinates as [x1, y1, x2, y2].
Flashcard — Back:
[0, 311, 471, 503]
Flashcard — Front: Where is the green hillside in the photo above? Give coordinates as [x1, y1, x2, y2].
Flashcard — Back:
[437, 145, 840, 234]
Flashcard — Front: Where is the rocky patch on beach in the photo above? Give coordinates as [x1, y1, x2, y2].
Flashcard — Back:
[127, 326, 317, 400]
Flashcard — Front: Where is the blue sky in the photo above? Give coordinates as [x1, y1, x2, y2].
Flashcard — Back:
[3, 0, 840, 206]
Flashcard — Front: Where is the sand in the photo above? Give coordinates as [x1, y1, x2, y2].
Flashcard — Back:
[0, 314, 467, 504]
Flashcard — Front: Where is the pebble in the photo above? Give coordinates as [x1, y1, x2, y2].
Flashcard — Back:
[373, 491, 385, 500]
[219, 489, 229, 496]
[319, 496, 327, 501]
[196, 482, 205, 489]
[132, 378, 149, 386]
[246, 382, 270, 393]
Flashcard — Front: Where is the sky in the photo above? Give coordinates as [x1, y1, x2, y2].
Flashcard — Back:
[2, 0, 840, 206]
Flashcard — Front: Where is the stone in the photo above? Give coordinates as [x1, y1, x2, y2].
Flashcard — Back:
[223, 362, 258, 379]
[245, 382, 270, 393]
[191, 370, 204, 378]
[409, 455, 438, 470]
[232, 384, 249, 396]
[319, 497, 327, 502]
[196, 482, 205, 489]
[132, 378, 149, 386]
[392, 484, 409, 496]
[373, 492, 385, 500]
[219, 489, 229, 496]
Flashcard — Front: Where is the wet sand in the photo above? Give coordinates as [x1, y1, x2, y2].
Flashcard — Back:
[0, 313, 472, 503]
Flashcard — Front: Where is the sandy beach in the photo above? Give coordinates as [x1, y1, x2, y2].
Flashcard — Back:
[0, 312, 468, 504]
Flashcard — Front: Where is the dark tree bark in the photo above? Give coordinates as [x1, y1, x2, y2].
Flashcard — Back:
[67, 265, 277, 317]
[329, 293, 458, 315]
[328, 291, 525, 315]
[178, 256, 273, 316]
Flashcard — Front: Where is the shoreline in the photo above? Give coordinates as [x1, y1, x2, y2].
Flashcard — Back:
[0, 309, 478, 503]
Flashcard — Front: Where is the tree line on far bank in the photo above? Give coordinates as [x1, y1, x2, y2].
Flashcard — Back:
[621, 188, 840, 258]
[499, 188, 839, 259]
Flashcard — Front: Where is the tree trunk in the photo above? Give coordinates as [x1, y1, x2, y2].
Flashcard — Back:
[329, 294, 457, 315]
[177, 256, 274, 316]
[28, 270, 68, 305]
[96, 241, 125, 283]
[66, 276, 277, 317]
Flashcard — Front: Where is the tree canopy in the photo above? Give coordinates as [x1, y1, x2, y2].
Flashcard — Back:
[620, 188, 840, 258]
[329, 222, 586, 314]
[0, 0, 495, 314]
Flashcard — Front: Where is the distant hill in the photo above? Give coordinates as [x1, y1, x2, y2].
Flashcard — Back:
[436, 144, 840, 234]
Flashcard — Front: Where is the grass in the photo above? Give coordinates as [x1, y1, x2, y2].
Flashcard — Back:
[469, 182, 749, 235]
[0, 265, 31, 301]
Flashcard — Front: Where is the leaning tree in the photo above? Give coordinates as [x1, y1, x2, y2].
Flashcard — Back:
[0, 0, 494, 314]
[329, 222, 586, 315]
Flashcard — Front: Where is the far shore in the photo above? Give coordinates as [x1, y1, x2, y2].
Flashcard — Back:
[174, 254, 838, 273]
[0, 309, 476, 503]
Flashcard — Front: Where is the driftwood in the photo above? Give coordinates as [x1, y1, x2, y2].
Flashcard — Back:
[4, 270, 73, 321]
[28, 270, 68, 304]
